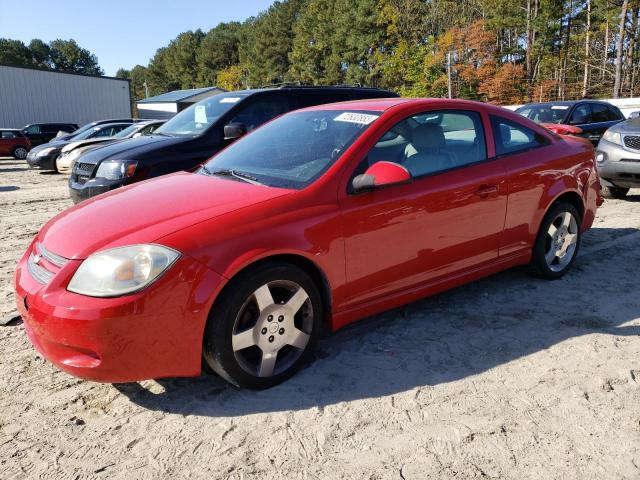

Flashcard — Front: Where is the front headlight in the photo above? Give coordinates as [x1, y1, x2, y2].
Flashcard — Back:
[95, 160, 137, 180]
[67, 244, 180, 297]
[36, 147, 58, 157]
[601, 129, 622, 146]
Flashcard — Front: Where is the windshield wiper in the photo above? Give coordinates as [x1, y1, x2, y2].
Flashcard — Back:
[205, 168, 263, 185]
[153, 132, 174, 137]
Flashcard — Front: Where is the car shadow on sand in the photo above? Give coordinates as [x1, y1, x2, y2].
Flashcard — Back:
[114, 226, 640, 416]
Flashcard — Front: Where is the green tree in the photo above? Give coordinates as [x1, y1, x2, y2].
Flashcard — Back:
[197, 22, 242, 86]
[0, 38, 34, 66]
[48, 39, 103, 75]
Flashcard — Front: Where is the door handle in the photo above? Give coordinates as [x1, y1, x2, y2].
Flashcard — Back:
[475, 184, 499, 198]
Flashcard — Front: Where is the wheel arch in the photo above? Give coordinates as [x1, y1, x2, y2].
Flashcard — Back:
[213, 252, 334, 331]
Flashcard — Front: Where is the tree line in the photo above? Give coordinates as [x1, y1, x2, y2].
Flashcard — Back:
[0, 38, 103, 75]
[3, 1, 638, 105]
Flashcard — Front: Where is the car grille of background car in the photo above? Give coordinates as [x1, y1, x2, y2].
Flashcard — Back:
[623, 135, 640, 150]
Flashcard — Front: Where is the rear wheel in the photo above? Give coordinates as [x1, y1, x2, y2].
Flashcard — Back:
[530, 202, 581, 279]
[601, 185, 629, 199]
[12, 146, 28, 160]
[203, 263, 322, 389]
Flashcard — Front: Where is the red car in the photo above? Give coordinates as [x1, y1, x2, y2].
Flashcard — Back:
[0, 129, 31, 159]
[14, 99, 601, 389]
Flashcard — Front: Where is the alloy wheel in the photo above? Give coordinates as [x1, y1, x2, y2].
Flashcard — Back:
[231, 280, 313, 377]
[544, 211, 579, 272]
[14, 147, 28, 159]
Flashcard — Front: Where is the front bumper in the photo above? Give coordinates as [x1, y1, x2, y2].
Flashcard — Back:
[596, 139, 640, 188]
[26, 151, 59, 170]
[14, 240, 224, 383]
[69, 177, 125, 203]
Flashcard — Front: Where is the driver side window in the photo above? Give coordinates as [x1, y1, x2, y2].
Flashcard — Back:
[228, 95, 291, 132]
[356, 110, 487, 180]
[569, 104, 591, 124]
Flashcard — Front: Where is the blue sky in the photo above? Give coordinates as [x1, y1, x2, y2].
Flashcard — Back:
[0, 0, 276, 76]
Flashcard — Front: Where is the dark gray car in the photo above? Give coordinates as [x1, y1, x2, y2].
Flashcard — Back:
[596, 118, 640, 198]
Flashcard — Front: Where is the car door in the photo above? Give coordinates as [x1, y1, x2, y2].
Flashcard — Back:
[338, 109, 508, 307]
[23, 125, 44, 146]
[586, 103, 619, 144]
[489, 115, 557, 256]
[0, 131, 10, 155]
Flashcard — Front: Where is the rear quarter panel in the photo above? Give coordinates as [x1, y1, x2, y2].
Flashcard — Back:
[499, 135, 596, 257]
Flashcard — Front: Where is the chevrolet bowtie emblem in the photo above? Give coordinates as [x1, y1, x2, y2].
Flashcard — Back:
[33, 254, 41, 265]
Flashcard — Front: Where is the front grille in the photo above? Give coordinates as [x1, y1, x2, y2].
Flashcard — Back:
[73, 162, 96, 185]
[623, 135, 640, 150]
[27, 242, 69, 285]
[75, 162, 95, 174]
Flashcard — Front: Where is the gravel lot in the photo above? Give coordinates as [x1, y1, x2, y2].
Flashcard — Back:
[1, 156, 639, 479]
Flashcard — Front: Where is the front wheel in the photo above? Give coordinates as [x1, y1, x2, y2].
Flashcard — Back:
[203, 263, 323, 389]
[530, 202, 582, 279]
[601, 185, 629, 199]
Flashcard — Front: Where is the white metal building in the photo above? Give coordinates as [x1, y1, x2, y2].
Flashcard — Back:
[136, 87, 226, 120]
[0, 64, 132, 129]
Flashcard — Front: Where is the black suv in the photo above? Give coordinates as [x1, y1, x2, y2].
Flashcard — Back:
[69, 86, 398, 203]
[22, 123, 79, 146]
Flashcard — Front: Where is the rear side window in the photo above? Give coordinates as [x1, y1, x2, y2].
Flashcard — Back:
[227, 94, 292, 132]
[491, 116, 548, 156]
[296, 92, 351, 108]
[590, 104, 611, 123]
[24, 125, 40, 134]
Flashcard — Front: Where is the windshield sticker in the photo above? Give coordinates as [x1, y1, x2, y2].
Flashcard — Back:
[220, 97, 241, 104]
[551, 105, 569, 110]
[334, 112, 379, 125]
[194, 105, 208, 124]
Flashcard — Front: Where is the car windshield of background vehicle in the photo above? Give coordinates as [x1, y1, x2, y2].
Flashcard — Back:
[201, 110, 381, 189]
[516, 104, 568, 124]
[155, 93, 250, 136]
[114, 124, 139, 138]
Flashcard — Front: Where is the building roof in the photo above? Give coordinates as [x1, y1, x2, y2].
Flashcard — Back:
[137, 87, 224, 104]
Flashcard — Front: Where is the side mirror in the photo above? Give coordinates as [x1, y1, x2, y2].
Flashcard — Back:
[224, 122, 247, 141]
[132, 132, 142, 138]
[629, 111, 640, 119]
[352, 161, 411, 193]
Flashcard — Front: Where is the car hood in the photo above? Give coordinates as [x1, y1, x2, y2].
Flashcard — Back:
[29, 140, 68, 153]
[610, 117, 640, 133]
[78, 134, 189, 163]
[61, 137, 113, 153]
[38, 171, 292, 260]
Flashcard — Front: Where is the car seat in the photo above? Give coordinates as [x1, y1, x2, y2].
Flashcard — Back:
[402, 123, 454, 176]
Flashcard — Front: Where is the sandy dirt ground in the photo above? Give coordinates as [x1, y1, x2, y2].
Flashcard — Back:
[0, 156, 639, 479]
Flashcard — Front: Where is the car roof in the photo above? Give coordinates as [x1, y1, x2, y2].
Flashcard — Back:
[93, 122, 132, 129]
[519, 99, 618, 108]
[299, 97, 515, 114]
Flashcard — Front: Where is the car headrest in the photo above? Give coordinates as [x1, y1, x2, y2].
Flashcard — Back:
[500, 124, 511, 144]
[413, 123, 445, 151]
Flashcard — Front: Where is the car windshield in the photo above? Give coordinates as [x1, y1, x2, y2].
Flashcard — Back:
[68, 122, 98, 138]
[73, 127, 105, 140]
[515, 104, 569, 124]
[155, 93, 249, 136]
[114, 124, 139, 138]
[201, 109, 381, 189]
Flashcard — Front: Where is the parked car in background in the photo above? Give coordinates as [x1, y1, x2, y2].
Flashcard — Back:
[21, 123, 78, 147]
[515, 100, 625, 145]
[16, 98, 601, 388]
[596, 117, 640, 198]
[0, 129, 32, 159]
[68, 85, 399, 203]
[56, 120, 165, 173]
[53, 119, 136, 143]
[26, 122, 132, 172]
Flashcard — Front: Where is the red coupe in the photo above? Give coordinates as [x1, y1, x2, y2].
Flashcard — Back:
[14, 99, 601, 389]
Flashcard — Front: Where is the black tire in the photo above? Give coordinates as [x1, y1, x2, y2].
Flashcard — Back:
[601, 185, 629, 199]
[530, 202, 582, 279]
[203, 262, 323, 389]
[12, 146, 28, 160]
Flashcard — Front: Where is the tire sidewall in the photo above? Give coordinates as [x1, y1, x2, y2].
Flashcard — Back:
[203, 263, 323, 389]
[532, 202, 582, 279]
